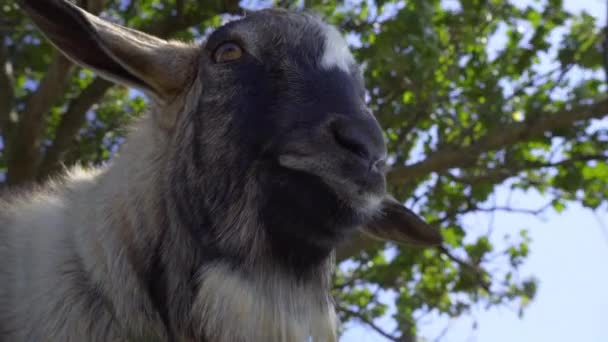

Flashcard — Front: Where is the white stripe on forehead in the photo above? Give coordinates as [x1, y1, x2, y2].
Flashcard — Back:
[320, 24, 355, 72]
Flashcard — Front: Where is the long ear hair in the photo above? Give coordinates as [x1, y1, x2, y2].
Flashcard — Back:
[19, 0, 198, 98]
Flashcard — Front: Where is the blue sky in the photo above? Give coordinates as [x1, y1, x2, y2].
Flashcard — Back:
[343, 0, 608, 341]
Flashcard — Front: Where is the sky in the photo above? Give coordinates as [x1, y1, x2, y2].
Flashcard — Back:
[343, 0, 608, 341]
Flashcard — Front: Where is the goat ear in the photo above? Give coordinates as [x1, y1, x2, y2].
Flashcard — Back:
[361, 196, 443, 247]
[19, 0, 198, 98]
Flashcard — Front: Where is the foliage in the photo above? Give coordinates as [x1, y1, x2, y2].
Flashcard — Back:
[1, 0, 606, 340]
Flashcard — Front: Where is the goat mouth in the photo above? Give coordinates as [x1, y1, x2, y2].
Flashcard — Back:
[277, 153, 386, 215]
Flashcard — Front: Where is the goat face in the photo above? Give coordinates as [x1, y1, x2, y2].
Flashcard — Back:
[21, 1, 442, 273]
[167, 10, 388, 268]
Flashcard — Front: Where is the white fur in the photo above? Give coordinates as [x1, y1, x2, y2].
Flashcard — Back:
[361, 194, 384, 217]
[0, 117, 169, 341]
[320, 24, 355, 72]
[193, 263, 337, 342]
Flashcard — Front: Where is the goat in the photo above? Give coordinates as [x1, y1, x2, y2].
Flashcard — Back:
[1, 0, 442, 341]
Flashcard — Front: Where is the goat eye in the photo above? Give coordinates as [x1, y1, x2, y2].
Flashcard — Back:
[213, 42, 243, 63]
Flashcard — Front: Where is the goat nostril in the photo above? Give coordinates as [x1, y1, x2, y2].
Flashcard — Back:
[331, 122, 370, 159]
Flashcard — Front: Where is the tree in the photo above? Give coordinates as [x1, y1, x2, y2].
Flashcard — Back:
[1, 0, 606, 340]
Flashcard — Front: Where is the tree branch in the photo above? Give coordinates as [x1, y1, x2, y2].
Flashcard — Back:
[336, 304, 400, 342]
[140, 0, 242, 38]
[0, 32, 15, 142]
[37, 78, 113, 180]
[6, 53, 74, 185]
[388, 98, 608, 185]
[176, 0, 185, 18]
[443, 153, 608, 185]
[603, 0, 608, 82]
[437, 245, 491, 291]
[7, 1, 108, 185]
